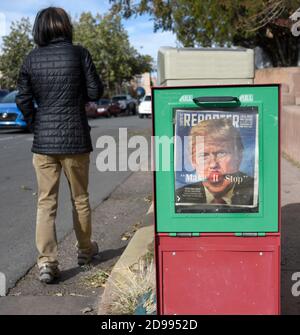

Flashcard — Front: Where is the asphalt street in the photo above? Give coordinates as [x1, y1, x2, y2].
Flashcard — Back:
[0, 115, 152, 291]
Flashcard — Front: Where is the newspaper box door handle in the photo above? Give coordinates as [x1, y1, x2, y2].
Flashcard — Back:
[193, 96, 241, 108]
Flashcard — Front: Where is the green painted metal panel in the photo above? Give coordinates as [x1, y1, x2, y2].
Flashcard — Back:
[153, 85, 279, 233]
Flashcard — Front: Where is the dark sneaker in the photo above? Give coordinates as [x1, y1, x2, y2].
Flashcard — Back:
[39, 264, 60, 284]
[77, 241, 99, 266]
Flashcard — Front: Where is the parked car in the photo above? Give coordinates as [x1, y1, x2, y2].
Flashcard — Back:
[111, 94, 137, 115]
[96, 98, 121, 118]
[85, 101, 98, 118]
[85, 99, 121, 118]
[0, 90, 28, 130]
[138, 94, 152, 118]
[0, 89, 9, 101]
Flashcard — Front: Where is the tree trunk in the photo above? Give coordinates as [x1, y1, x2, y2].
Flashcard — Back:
[262, 33, 299, 67]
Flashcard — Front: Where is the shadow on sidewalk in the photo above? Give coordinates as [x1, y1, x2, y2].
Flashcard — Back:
[281, 203, 300, 315]
[58, 246, 127, 283]
[99, 246, 127, 262]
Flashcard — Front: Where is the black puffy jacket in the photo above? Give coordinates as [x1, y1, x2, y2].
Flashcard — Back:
[16, 37, 103, 154]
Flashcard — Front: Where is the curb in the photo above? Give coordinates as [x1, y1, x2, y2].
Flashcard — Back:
[0, 272, 6, 297]
[98, 203, 154, 315]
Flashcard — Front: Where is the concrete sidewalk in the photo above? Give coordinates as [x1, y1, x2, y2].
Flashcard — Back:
[281, 157, 300, 314]
[0, 170, 153, 315]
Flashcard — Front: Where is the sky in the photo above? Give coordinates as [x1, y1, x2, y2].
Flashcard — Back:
[0, 0, 178, 62]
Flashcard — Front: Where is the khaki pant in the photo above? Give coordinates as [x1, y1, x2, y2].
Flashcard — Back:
[33, 153, 93, 267]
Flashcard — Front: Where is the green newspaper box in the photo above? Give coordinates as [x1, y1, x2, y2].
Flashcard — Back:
[152, 84, 280, 234]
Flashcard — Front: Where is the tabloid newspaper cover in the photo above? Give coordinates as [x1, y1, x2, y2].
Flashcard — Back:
[174, 107, 259, 213]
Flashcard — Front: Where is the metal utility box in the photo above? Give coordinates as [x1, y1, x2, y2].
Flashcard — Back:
[152, 84, 280, 315]
[157, 47, 254, 86]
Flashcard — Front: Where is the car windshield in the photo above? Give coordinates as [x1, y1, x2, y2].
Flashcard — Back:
[99, 99, 110, 105]
[144, 96, 151, 101]
[112, 96, 127, 101]
[0, 91, 17, 103]
[0, 90, 9, 101]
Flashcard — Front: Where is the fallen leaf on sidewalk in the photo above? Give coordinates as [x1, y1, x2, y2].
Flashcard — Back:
[81, 307, 93, 314]
[81, 270, 109, 288]
[144, 195, 152, 203]
[55, 293, 63, 296]
[121, 232, 131, 241]
[70, 293, 87, 297]
[132, 222, 141, 233]
[21, 185, 33, 191]
[11, 292, 21, 296]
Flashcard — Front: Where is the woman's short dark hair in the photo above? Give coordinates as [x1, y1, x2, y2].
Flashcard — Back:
[33, 7, 73, 46]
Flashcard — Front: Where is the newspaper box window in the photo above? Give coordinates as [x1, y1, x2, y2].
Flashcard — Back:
[174, 107, 259, 213]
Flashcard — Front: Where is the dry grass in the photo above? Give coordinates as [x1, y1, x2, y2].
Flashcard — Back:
[81, 270, 110, 288]
[108, 258, 156, 315]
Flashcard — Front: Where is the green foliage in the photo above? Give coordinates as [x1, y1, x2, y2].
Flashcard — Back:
[0, 18, 33, 89]
[73, 12, 153, 95]
[0, 13, 153, 93]
[109, 0, 300, 67]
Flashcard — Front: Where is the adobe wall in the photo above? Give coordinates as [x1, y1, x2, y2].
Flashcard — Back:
[255, 67, 300, 162]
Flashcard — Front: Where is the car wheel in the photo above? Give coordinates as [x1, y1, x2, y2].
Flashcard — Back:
[24, 126, 33, 133]
[106, 112, 111, 118]
[131, 105, 137, 115]
[127, 104, 133, 115]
